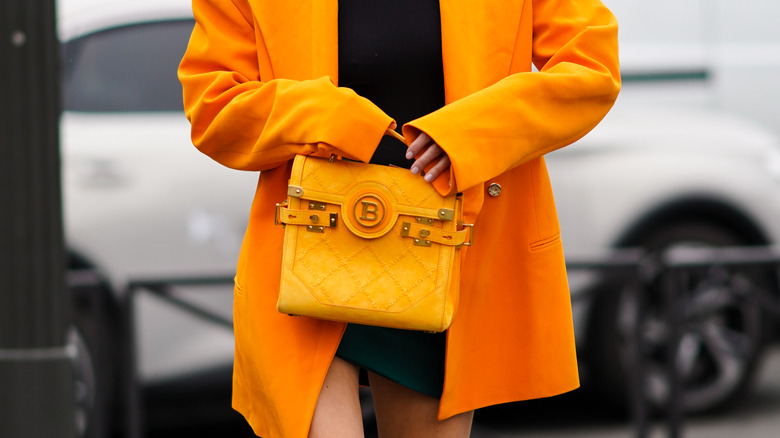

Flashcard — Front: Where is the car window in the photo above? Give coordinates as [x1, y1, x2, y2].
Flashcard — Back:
[63, 20, 194, 112]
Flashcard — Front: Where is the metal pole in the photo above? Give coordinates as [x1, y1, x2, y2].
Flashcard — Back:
[663, 268, 684, 438]
[628, 257, 660, 438]
[0, 0, 75, 437]
[119, 288, 144, 438]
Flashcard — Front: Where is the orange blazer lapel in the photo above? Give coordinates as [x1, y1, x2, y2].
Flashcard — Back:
[248, 0, 338, 81]
[437, 0, 526, 219]
[439, 0, 526, 102]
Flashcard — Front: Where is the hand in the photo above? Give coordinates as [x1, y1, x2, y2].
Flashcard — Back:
[405, 132, 451, 185]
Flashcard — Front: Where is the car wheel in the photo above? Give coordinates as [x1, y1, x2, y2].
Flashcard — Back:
[70, 276, 120, 438]
[588, 222, 770, 414]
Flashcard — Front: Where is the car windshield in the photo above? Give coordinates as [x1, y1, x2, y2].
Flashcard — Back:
[62, 19, 194, 112]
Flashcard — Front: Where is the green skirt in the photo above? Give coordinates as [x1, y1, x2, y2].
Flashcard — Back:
[335, 324, 446, 399]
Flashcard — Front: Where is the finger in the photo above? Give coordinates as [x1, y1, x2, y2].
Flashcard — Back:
[405, 132, 433, 160]
[410, 142, 443, 176]
[424, 155, 451, 183]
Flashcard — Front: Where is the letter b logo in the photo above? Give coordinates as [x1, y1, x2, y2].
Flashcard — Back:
[353, 194, 385, 227]
[360, 201, 379, 221]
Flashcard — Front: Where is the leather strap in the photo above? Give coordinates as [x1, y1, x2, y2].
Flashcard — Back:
[292, 187, 447, 222]
[401, 222, 470, 247]
[279, 205, 471, 247]
[276, 206, 338, 228]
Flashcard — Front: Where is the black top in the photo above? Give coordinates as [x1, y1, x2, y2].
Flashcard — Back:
[338, 0, 445, 167]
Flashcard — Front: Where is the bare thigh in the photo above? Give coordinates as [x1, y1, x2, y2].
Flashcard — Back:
[308, 357, 363, 438]
[368, 371, 474, 438]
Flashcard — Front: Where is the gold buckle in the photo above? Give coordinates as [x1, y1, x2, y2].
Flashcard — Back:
[458, 222, 474, 247]
[274, 202, 287, 227]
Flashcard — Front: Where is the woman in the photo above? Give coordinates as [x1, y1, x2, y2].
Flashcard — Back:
[179, 1, 620, 437]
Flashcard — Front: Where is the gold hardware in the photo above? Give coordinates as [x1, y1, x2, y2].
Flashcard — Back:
[329, 213, 338, 227]
[288, 186, 304, 197]
[437, 209, 454, 221]
[413, 238, 432, 247]
[419, 229, 431, 238]
[487, 183, 502, 197]
[274, 202, 287, 227]
[306, 225, 325, 233]
[401, 222, 411, 237]
[310, 214, 319, 223]
[415, 217, 434, 225]
[308, 202, 326, 211]
[458, 222, 475, 247]
[328, 154, 336, 163]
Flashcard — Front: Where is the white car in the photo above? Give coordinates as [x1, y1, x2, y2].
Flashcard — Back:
[58, 0, 780, 436]
[551, 101, 780, 414]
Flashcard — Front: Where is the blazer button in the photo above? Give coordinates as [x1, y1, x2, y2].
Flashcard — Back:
[487, 183, 502, 197]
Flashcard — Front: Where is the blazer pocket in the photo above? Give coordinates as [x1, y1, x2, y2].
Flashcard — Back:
[233, 236, 252, 297]
[529, 233, 561, 252]
[234, 276, 246, 297]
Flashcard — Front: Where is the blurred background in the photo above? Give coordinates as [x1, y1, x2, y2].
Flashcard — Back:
[3, 0, 780, 437]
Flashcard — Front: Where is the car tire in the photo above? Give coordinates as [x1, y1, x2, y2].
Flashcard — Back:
[70, 276, 120, 438]
[587, 221, 770, 414]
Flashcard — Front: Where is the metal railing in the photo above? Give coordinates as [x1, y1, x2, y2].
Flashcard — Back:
[656, 246, 780, 438]
[568, 245, 780, 438]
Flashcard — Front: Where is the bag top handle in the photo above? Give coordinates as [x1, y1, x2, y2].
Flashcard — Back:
[384, 128, 406, 144]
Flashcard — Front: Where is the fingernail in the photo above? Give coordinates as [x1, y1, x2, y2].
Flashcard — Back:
[405, 151, 414, 159]
[411, 167, 419, 175]
[424, 173, 433, 182]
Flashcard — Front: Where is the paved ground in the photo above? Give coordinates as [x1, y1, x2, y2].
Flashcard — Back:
[149, 346, 780, 438]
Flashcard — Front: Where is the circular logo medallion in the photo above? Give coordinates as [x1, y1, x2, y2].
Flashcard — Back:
[342, 183, 397, 238]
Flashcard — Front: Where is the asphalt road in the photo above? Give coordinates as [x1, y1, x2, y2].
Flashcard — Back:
[148, 346, 780, 438]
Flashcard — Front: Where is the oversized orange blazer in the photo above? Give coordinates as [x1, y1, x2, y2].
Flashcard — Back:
[179, 0, 620, 436]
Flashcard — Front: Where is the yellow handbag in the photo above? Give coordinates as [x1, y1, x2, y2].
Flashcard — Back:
[274, 132, 473, 332]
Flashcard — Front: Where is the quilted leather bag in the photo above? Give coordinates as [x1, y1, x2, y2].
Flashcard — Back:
[275, 134, 472, 332]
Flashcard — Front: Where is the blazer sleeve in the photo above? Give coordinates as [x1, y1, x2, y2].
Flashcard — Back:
[403, 0, 621, 194]
[178, 0, 394, 171]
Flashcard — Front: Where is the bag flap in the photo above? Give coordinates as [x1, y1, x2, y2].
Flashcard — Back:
[288, 155, 458, 239]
